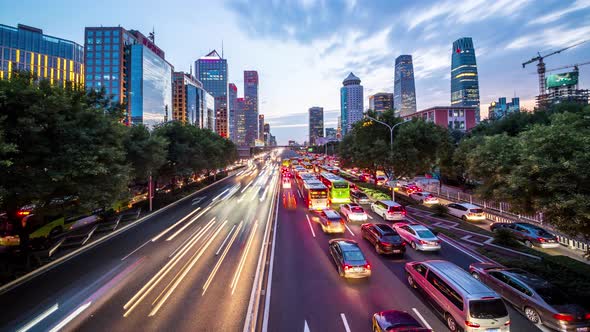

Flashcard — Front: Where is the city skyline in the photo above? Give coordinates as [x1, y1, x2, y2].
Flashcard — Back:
[2, 0, 590, 144]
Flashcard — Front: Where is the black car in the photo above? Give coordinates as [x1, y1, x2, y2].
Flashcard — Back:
[361, 223, 406, 256]
[328, 239, 371, 278]
[372, 310, 432, 332]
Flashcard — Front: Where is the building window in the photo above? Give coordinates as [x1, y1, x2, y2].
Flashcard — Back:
[104, 37, 111, 44]
[87, 37, 94, 44]
[87, 31, 95, 36]
[113, 37, 119, 43]
[113, 30, 119, 36]
[448, 110, 452, 117]
[112, 66, 119, 73]
[96, 45, 102, 51]
[96, 31, 103, 37]
[95, 52, 102, 58]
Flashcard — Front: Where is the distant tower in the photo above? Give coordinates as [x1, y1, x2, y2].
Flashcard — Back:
[195, 50, 229, 137]
[340, 72, 364, 136]
[451, 37, 481, 122]
[393, 55, 417, 116]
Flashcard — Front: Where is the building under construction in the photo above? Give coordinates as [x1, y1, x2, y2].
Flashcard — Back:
[536, 70, 589, 108]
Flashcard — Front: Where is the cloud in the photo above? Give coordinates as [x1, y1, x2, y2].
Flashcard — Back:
[506, 24, 590, 50]
[529, 0, 590, 25]
[412, 45, 450, 79]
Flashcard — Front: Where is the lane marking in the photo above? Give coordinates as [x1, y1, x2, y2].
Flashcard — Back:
[297, 189, 303, 198]
[151, 207, 201, 242]
[367, 214, 374, 220]
[344, 224, 355, 237]
[48, 301, 92, 332]
[340, 313, 351, 332]
[165, 208, 213, 241]
[203, 222, 243, 295]
[230, 221, 259, 294]
[121, 239, 151, 261]
[149, 220, 227, 316]
[215, 223, 236, 255]
[17, 303, 59, 332]
[168, 227, 202, 258]
[241, 179, 254, 193]
[259, 185, 269, 202]
[412, 308, 432, 330]
[304, 320, 310, 332]
[212, 188, 230, 202]
[305, 215, 316, 238]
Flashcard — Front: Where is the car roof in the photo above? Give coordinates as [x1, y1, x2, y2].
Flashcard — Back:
[503, 269, 551, 289]
[378, 200, 401, 206]
[515, 223, 544, 231]
[457, 203, 481, 209]
[374, 310, 421, 329]
[323, 209, 340, 217]
[425, 260, 497, 297]
[330, 238, 359, 250]
[375, 224, 396, 234]
[408, 224, 429, 231]
[347, 203, 361, 207]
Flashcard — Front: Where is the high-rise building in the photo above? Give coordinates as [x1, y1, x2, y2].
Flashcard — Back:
[263, 123, 270, 145]
[340, 72, 364, 136]
[228, 83, 238, 142]
[243, 70, 259, 146]
[393, 55, 417, 116]
[0, 24, 84, 86]
[85, 27, 172, 128]
[195, 50, 228, 137]
[258, 114, 265, 141]
[337, 116, 342, 139]
[173, 72, 202, 125]
[369, 93, 394, 114]
[451, 37, 480, 122]
[325, 128, 337, 140]
[309, 107, 324, 145]
[488, 97, 520, 120]
[235, 97, 246, 146]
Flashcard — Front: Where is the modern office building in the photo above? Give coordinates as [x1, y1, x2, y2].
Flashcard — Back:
[85, 26, 172, 128]
[369, 92, 394, 114]
[325, 128, 337, 140]
[172, 71, 202, 125]
[402, 106, 477, 132]
[0, 23, 84, 86]
[309, 106, 324, 145]
[263, 123, 270, 145]
[235, 97, 246, 146]
[228, 83, 238, 142]
[244, 70, 259, 146]
[340, 72, 364, 136]
[258, 114, 265, 141]
[393, 55, 416, 116]
[201, 90, 215, 130]
[451, 37, 480, 122]
[195, 50, 228, 137]
[488, 97, 520, 120]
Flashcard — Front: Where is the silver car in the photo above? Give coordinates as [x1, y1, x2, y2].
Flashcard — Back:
[393, 222, 441, 251]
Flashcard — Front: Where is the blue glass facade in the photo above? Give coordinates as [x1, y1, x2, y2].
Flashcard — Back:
[195, 50, 228, 137]
[393, 55, 416, 116]
[488, 97, 520, 120]
[451, 37, 480, 122]
[0, 24, 84, 85]
[340, 73, 363, 136]
[84, 27, 124, 102]
[243, 71, 259, 146]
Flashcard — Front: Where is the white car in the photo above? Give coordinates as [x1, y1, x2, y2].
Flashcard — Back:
[371, 200, 406, 221]
[409, 192, 439, 205]
[339, 203, 368, 222]
[392, 222, 441, 251]
[446, 202, 486, 221]
[282, 178, 291, 189]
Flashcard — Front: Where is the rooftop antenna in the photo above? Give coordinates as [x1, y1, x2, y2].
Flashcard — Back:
[222, 40, 224, 58]
[148, 26, 155, 43]
[189, 64, 192, 76]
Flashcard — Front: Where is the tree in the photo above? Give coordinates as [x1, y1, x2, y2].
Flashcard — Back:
[0, 72, 131, 252]
[124, 124, 168, 183]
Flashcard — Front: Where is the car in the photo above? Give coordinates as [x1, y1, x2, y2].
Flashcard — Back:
[360, 173, 376, 183]
[350, 189, 371, 205]
[361, 223, 406, 256]
[406, 260, 510, 332]
[490, 222, 561, 248]
[318, 209, 345, 234]
[328, 239, 371, 278]
[282, 178, 291, 189]
[372, 310, 433, 332]
[397, 183, 422, 195]
[376, 175, 388, 186]
[470, 262, 590, 331]
[371, 200, 407, 221]
[409, 192, 439, 205]
[446, 203, 486, 221]
[392, 222, 441, 251]
[340, 203, 368, 222]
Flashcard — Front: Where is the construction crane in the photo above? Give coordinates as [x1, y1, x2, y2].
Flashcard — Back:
[544, 61, 590, 73]
[522, 40, 588, 95]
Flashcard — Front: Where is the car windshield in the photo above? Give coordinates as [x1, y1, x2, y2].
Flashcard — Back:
[416, 230, 435, 238]
[389, 206, 403, 212]
[343, 250, 364, 261]
[333, 182, 348, 188]
[470, 208, 484, 213]
[533, 228, 553, 237]
[382, 235, 402, 242]
[535, 287, 569, 305]
[469, 299, 508, 319]
[356, 192, 368, 198]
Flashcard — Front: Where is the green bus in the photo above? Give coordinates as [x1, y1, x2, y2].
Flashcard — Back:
[319, 172, 350, 204]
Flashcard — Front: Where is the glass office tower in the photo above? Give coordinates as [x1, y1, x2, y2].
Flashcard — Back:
[309, 107, 324, 145]
[393, 55, 416, 116]
[0, 23, 84, 86]
[244, 70, 259, 146]
[340, 72, 363, 136]
[451, 37, 480, 122]
[195, 50, 228, 137]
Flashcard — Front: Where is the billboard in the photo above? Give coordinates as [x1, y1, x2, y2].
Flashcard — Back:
[546, 71, 578, 88]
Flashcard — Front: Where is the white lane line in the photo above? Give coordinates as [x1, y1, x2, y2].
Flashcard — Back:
[166, 207, 213, 241]
[151, 207, 201, 242]
[340, 313, 351, 332]
[169, 227, 202, 258]
[215, 223, 236, 255]
[212, 188, 230, 202]
[297, 189, 303, 198]
[344, 224, 355, 237]
[304, 320, 310, 332]
[230, 221, 259, 294]
[17, 303, 59, 332]
[367, 214, 374, 220]
[121, 239, 151, 261]
[241, 179, 254, 193]
[412, 308, 432, 330]
[305, 215, 316, 238]
[48, 301, 92, 332]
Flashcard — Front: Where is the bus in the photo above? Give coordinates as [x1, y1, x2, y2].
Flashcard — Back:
[319, 172, 351, 204]
[301, 180, 329, 210]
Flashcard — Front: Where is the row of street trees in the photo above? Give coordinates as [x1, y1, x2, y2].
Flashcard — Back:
[338, 104, 590, 239]
[0, 73, 237, 243]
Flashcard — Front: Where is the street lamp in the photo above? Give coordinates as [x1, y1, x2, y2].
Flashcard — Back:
[364, 114, 411, 201]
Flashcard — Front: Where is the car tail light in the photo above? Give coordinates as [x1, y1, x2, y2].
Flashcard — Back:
[584, 313, 590, 320]
[364, 263, 371, 270]
[344, 264, 352, 270]
[553, 313, 575, 322]
[402, 210, 407, 215]
[504, 320, 511, 326]
[380, 241, 391, 247]
[401, 241, 407, 246]
[464, 321, 480, 328]
[537, 237, 546, 243]
[419, 240, 428, 245]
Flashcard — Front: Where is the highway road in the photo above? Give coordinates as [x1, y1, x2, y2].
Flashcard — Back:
[0, 157, 280, 332]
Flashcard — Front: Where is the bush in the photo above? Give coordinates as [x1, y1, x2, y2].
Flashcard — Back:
[431, 204, 448, 217]
[493, 228, 520, 247]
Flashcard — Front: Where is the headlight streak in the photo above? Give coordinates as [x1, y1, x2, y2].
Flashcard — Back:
[202, 221, 244, 295]
[230, 221, 259, 295]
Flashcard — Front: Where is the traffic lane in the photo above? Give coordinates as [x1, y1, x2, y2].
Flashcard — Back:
[68, 167, 279, 331]
[267, 194, 445, 332]
[360, 206, 540, 331]
[1, 170, 259, 331]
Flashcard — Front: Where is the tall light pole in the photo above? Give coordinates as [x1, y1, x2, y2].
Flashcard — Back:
[364, 114, 410, 201]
